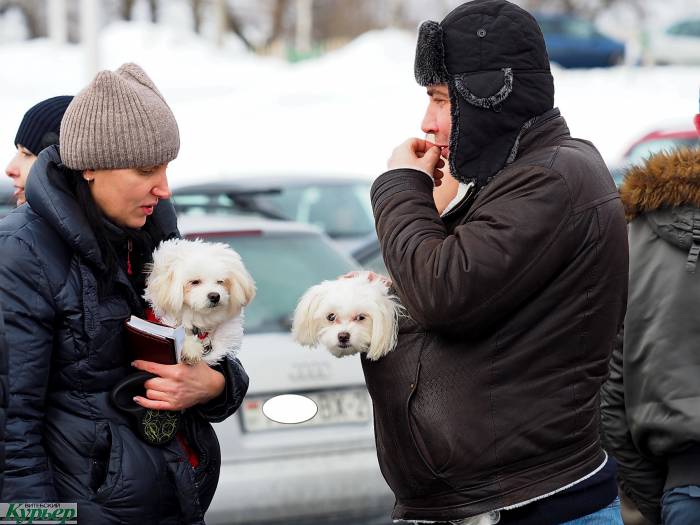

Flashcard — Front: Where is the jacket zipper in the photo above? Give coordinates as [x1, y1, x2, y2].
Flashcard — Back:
[126, 239, 133, 276]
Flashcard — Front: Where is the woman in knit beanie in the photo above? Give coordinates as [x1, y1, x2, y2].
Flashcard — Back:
[5, 95, 72, 205]
[0, 63, 249, 523]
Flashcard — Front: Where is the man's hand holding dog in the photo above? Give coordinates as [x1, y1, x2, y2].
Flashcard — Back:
[131, 360, 225, 411]
[387, 138, 444, 186]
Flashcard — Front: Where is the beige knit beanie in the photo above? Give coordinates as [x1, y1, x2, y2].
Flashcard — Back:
[60, 63, 180, 170]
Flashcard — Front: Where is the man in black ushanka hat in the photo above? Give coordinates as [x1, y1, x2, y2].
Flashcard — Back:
[363, 1, 628, 524]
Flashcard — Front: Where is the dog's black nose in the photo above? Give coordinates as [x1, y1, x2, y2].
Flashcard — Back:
[338, 332, 350, 344]
[208, 292, 220, 304]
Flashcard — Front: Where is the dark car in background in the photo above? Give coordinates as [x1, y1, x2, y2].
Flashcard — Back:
[536, 13, 625, 68]
[172, 175, 374, 251]
[351, 234, 386, 276]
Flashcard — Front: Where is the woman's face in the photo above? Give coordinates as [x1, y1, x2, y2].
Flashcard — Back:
[85, 164, 171, 229]
[5, 145, 37, 206]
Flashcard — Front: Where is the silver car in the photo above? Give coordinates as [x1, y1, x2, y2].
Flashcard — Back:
[177, 215, 394, 525]
[0, 176, 15, 219]
[172, 175, 376, 252]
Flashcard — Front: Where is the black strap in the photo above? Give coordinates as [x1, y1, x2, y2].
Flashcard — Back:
[686, 211, 700, 273]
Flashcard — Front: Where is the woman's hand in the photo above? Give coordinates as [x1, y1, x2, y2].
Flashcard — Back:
[131, 359, 225, 411]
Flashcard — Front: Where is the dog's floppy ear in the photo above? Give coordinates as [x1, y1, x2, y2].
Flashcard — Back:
[292, 283, 327, 347]
[365, 284, 403, 361]
[144, 239, 185, 322]
[217, 244, 256, 313]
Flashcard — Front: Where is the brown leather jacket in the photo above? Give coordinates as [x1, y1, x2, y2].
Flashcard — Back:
[363, 110, 628, 521]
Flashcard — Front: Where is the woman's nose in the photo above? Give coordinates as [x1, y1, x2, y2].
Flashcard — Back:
[152, 172, 172, 199]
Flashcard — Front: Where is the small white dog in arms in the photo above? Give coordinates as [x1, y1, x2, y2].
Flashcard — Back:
[144, 238, 256, 365]
[292, 272, 403, 361]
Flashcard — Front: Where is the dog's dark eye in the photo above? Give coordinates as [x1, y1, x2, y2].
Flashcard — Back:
[326, 313, 336, 322]
[216, 280, 224, 285]
[190, 279, 201, 286]
[355, 314, 366, 321]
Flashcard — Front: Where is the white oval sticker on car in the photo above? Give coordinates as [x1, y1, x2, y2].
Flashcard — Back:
[262, 394, 318, 424]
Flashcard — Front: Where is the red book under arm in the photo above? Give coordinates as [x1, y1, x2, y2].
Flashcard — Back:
[124, 315, 184, 365]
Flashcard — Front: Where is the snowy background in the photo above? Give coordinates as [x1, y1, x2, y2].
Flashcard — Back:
[1, 1, 699, 188]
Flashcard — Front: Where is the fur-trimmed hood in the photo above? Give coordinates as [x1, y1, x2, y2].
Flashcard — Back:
[620, 147, 700, 222]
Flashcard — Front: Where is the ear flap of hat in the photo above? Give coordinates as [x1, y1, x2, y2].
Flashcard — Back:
[414, 20, 450, 86]
[454, 68, 513, 111]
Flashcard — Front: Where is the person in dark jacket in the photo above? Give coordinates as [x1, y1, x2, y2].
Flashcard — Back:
[601, 105, 700, 525]
[5, 95, 73, 206]
[364, 1, 629, 524]
[0, 63, 248, 524]
[0, 305, 7, 496]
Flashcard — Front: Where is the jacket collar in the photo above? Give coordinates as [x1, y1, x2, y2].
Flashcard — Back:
[507, 108, 569, 164]
[620, 147, 700, 221]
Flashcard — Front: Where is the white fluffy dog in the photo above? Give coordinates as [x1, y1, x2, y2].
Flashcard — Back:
[144, 238, 256, 365]
[292, 273, 403, 361]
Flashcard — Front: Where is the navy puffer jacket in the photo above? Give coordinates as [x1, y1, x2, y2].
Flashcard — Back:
[0, 146, 249, 524]
[0, 304, 7, 496]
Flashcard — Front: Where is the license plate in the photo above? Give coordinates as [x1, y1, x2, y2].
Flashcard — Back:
[240, 388, 372, 432]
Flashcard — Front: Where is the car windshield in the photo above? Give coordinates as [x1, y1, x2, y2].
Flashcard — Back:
[258, 183, 374, 238]
[174, 182, 374, 239]
[192, 231, 357, 334]
[538, 17, 597, 38]
[668, 20, 700, 37]
[627, 137, 700, 165]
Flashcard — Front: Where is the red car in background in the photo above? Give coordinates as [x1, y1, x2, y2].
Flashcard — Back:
[610, 124, 699, 186]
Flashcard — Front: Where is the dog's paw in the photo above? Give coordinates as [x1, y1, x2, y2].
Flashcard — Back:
[181, 337, 203, 365]
[180, 352, 202, 365]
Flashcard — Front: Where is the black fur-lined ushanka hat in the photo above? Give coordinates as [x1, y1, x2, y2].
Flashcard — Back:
[415, 0, 555, 190]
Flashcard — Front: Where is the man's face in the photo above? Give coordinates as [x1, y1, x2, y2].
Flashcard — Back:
[421, 84, 452, 158]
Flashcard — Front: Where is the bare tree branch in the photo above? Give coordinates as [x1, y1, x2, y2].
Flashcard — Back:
[5, 0, 45, 38]
[264, 0, 289, 47]
[191, 0, 204, 34]
[148, 0, 158, 23]
[120, 0, 135, 21]
[225, 5, 255, 51]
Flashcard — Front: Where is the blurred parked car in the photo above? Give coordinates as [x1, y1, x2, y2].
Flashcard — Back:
[351, 234, 387, 277]
[609, 124, 699, 186]
[648, 17, 700, 65]
[0, 177, 15, 219]
[176, 215, 393, 524]
[535, 13, 625, 68]
[172, 175, 375, 251]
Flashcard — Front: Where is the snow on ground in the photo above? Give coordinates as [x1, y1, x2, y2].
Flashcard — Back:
[1, 22, 698, 188]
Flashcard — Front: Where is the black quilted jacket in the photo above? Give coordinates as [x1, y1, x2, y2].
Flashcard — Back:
[0, 146, 248, 524]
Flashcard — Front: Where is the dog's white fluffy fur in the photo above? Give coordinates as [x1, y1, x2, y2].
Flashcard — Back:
[144, 238, 255, 365]
[292, 273, 402, 361]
